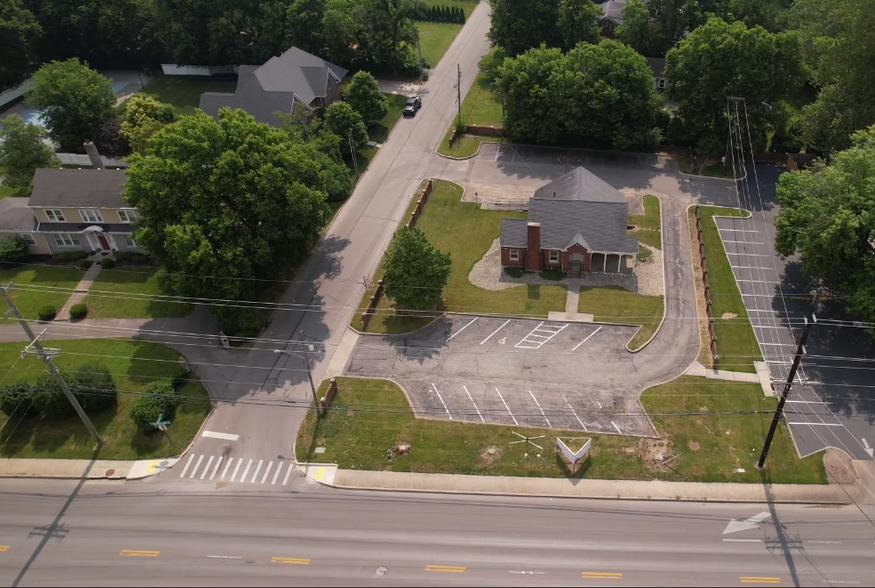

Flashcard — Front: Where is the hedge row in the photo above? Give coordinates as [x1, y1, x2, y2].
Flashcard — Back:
[414, 5, 466, 24]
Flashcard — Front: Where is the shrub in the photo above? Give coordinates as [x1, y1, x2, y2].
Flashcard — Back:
[216, 307, 267, 335]
[129, 380, 178, 430]
[31, 373, 74, 419]
[0, 236, 30, 264]
[53, 251, 89, 262]
[37, 305, 56, 321]
[76, 258, 92, 269]
[67, 362, 117, 412]
[504, 266, 524, 278]
[0, 381, 38, 418]
[538, 268, 566, 281]
[100, 257, 115, 269]
[69, 303, 87, 319]
[114, 251, 134, 262]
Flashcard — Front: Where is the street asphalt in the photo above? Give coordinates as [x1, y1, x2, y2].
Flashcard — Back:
[1, 478, 874, 587]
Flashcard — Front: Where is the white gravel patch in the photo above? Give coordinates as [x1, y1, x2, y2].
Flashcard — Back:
[634, 244, 664, 296]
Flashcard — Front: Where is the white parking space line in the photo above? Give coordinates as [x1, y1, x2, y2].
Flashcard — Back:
[463, 385, 484, 422]
[718, 227, 759, 233]
[787, 422, 843, 427]
[272, 462, 283, 485]
[494, 387, 518, 425]
[220, 457, 234, 481]
[572, 326, 602, 351]
[250, 460, 264, 483]
[200, 456, 214, 480]
[201, 431, 240, 441]
[282, 463, 294, 485]
[731, 265, 779, 271]
[612, 421, 622, 434]
[446, 317, 478, 342]
[261, 461, 274, 484]
[179, 454, 195, 478]
[787, 400, 831, 405]
[760, 342, 797, 347]
[481, 319, 511, 344]
[528, 390, 552, 428]
[725, 252, 771, 257]
[210, 456, 223, 480]
[562, 395, 586, 431]
[515, 322, 568, 349]
[723, 240, 765, 245]
[431, 383, 453, 420]
[189, 455, 205, 478]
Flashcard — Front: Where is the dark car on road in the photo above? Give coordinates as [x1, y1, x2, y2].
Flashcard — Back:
[403, 96, 422, 117]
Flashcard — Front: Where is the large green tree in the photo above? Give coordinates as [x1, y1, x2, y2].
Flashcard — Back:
[0, 114, 60, 188]
[775, 125, 875, 322]
[617, 0, 732, 57]
[343, 71, 388, 125]
[789, 0, 875, 152]
[497, 41, 662, 149]
[383, 228, 451, 310]
[123, 108, 331, 323]
[121, 94, 177, 152]
[25, 59, 116, 151]
[287, 0, 327, 57]
[489, 0, 600, 56]
[324, 102, 369, 153]
[354, 0, 417, 76]
[665, 17, 803, 153]
[0, 0, 42, 90]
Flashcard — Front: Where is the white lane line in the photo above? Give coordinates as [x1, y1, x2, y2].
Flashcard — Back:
[612, 421, 622, 434]
[759, 342, 797, 347]
[210, 456, 223, 480]
[723, 240, 765, 245]
[446, 317, 478, 342]
[718, 227, 759, 233]
[179, 454, 195, 478]
[220, 457, 234, 481]
[495, 387, 518, 425]
[431, 383, 453, 420]
[463, 385, 484, 422]
[787, 400, 831, 405]
[562, 395, 587, 431]
[271, 462, 283, 485]
[201, 431, 240, 441]
[528, 390, 552, 428]
[200, 456, 214, 480]
[731, 265, 778, 271]
[572, 326, 603, 351]
[787, 422, 843, 426]
[282, 463, 294, 485]
[481, 319, 511, 344]
[261, 461, 274, 484]
[206, 555, 242, 560]
[189, 454, 205, 479]
[722, 539, 762, 543]
[807, 540, 843, 544]
[725, 252, 771, 257]
[250, 460, 264, 483]
[234, 459, 251, 482]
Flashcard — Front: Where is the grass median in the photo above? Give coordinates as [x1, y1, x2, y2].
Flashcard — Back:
[296, 376, 825, 483]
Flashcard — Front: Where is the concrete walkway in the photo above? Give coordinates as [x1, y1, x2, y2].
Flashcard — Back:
[546, 279, 595, 322]
[56, 262, 101, 321]
[684, 360, 774, 397]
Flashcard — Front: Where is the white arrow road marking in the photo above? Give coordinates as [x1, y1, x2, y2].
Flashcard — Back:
[723, 512, 771, 535]
[862, 439, 874, 458]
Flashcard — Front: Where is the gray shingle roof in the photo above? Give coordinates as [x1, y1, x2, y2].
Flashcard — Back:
[532, 166, 625, 203]
[600, 0, 628, 23]
[0, 198, 37, 231]
[646, 57, 666, 79]
[29, 169, 126, 209]
[199, 46, 347, 126]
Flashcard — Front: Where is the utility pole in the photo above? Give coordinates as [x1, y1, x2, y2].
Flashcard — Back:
[273, 349, 323, 416]
[416, 32, 423, 86]
[348, 129, 359, 177]
[757, 294, 819, 469]
[0, 283, 102, 445]
[457, 64, 462, 129]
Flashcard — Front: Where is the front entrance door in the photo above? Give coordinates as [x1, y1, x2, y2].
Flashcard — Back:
[97, 235, 110, 250]
[569, 253, 584, 276]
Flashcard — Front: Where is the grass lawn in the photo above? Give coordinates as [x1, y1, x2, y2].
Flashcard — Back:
[0, 339, 211, 459]
[139, 76, 237, 116]
[461, 70, 504, 127]
[0, 264, 82, 319]
[354, 180, 566, 333]
[438, 129, 505, 158]
[693, 206, 763, 373]
[628, 195, 661, 250]
[422, 0, 480, 17]
[368, 94, 408, 144]
[83, 266, 192, 319]
[579, 287, 664, 350]
[296, 376, 825, 484]
[416, 22, 462, 69]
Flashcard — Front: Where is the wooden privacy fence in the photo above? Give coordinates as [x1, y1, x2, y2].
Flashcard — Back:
[694, 205, 719, 367]
[361, 180, 434, 328]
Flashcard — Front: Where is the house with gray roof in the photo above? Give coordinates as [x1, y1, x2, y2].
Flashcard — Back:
[598, 0, 648, 37]
[499, 167, 638, 276]
[199, 46, 348, 126]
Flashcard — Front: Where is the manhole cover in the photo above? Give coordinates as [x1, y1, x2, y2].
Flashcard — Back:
[104, 469, 115, 477]
[376, 565, 388, 576]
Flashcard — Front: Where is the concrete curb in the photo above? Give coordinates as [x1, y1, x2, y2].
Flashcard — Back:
[625, 197, 667, 354]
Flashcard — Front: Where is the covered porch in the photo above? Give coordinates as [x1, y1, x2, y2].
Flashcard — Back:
[590, 252, 635, 275]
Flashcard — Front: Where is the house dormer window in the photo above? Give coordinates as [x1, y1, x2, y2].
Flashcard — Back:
[79, 210, 103, 223]
[118, 210, 139, 223]
[45, 209, 65, 222]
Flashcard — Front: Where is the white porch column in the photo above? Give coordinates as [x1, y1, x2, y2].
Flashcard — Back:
[602, 253, 607, 272]
[617, 254, 622, 272]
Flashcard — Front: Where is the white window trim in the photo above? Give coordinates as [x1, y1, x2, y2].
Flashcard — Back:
[52, 233, 78, 247]
[118, 209, 139, 223]
[79, 209, 104, 223]
[509, 249, 519, 261]
[45, 209, 66, 222]
[657, 78, 666, 89]
[121, 234, 136, 248]
[548, 251, 560, 263]
[21, 234, 36, 246]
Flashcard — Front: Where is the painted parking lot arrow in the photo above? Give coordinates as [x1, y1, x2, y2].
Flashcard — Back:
[723, 512, 771, 535]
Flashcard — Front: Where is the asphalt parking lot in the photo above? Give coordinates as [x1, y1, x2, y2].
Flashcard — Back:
[344, 315, 655, 436]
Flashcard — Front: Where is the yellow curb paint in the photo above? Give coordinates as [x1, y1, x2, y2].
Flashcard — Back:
[740, 578, 780, 584]
[315, 467, 324, 481]
[271, 557, 310, 565]
[119, 550, 159, 557]
[0, 546, 9, 552]
[425, 565, 466, 573]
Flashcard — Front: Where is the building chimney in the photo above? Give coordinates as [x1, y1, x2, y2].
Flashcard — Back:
[526, 222, 542, 271]
[83, 141, 104, 169]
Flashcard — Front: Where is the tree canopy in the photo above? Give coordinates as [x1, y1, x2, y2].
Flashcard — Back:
[324, 102, 369, 154]
[383, 227, 451, 310]
[0, 114, 60, 188]
[25, 59, 116, 152]
[774, 125, 875, 323]
[0, 0, 41, 90]
[665, 17, 803, 153]
[497, 41, 663, 149]
[123, 108, 331, 326]
[121, 94, 177, 152]
[489, 0, 600, 56]
[343, 71, 388, 125]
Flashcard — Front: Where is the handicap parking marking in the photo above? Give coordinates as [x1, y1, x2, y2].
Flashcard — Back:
[431, 383, 453, 420]
[515, 322, 568, 349]
[572, 326, 602, 351]
[494, 387, 519, 425]
[481, 319, 511, 345]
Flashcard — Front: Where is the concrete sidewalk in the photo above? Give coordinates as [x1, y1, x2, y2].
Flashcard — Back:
[0, 458, 132, 479]
[56, 262, 102, 321]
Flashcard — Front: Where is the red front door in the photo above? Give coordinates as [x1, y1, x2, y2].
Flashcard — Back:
[97, 235, 110, 250]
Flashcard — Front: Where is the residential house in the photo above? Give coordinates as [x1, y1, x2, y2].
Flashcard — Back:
[199, 46, 348, 126]
[647, 57, 668, 90]
[0, 167, 140, 256]
[499, 167, 638, 276]
[599, 0, 638, 37]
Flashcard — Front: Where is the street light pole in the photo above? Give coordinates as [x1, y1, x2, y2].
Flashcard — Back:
[273, 349, 323, 416]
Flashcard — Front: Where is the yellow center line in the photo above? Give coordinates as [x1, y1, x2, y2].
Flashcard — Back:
[425, 565, 466, 573]
[583, 572, 624, 578]
[0, 546, 9, 552]
[271, 557, 311, 565]
[119, 550, 159, 557]
[740, 577, 781, 584]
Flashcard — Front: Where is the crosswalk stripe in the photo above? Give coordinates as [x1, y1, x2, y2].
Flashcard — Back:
[179, 454, 194, 478]
[283, 462, 293, 485]
[271, 462, 283, 485]
[200, 456, 214, 480]
[239, 459, 253, 482]
[210, 456, 223, 480]
[221, 457, 234, 481]
[251, 460, 263, 483]
[189, 455, 204, 479]
[231, 459, 244, 482]
[261, 461, 274, 484]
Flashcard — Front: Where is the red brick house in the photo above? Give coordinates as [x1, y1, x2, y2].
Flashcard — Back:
[499, 167, 638, 277]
